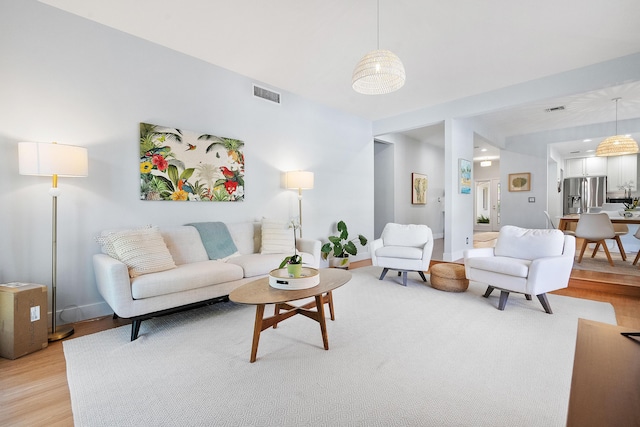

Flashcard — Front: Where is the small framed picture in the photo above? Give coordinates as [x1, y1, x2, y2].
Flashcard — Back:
[412, 173, 427, 204]
[508, 172, 531, 192]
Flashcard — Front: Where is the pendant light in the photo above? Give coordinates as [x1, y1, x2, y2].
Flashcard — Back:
[596, 97, 639, 157]
[352, 0, 405, 95]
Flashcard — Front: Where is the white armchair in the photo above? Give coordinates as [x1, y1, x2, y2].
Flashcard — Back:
[370, 223, 434, 286]
[464, 225, 576, 313]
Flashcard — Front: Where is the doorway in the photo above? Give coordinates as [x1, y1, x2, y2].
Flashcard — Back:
[474, 178, 500, 231]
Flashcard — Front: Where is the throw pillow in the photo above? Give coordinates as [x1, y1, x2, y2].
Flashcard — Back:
[108, 227, 176, 278]
[96, 225, 153, 260]
[260, 218, 295, 254]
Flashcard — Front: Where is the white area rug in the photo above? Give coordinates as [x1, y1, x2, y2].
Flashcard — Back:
[64, 267, 616, 427]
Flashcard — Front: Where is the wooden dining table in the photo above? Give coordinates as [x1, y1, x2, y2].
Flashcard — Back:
[557, 213, 640, 232]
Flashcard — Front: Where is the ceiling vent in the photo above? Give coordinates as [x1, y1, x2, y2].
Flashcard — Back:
[253, 85, 281, 105]
[544, 105, 565, 113]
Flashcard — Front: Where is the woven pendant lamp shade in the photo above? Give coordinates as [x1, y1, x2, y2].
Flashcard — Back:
[596, 97, 639, 157]
[352, 49, 405, 95]
[596, 134, 639, 157]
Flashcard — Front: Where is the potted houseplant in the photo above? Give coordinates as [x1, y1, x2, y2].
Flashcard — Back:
[279, 220, 303, 277]
[321, 220, 368, 269]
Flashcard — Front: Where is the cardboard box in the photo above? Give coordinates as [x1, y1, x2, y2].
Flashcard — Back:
[0, 283, 48, 359]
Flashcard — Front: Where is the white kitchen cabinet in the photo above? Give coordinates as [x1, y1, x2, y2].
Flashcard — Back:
[607, 154, 638, 191]
[565, 156, 607, 177]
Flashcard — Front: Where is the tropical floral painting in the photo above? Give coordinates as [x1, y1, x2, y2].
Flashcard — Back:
[139, 122, 244, 201]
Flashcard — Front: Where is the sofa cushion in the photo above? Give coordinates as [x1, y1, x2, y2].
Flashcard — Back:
[160, 226, 209, 265]
[260, 219, 295, 254]
[130, 260, 244, 299]
[494, 226, 565, 260]
[227, 222, 259, 255]
[466, 256, 531, 278]
[186, 222, 239, 260]
[108, 227, 176, 278]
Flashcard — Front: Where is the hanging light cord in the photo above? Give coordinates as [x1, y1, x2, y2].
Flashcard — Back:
[377, 0, 380, 49]
[613, 97, 619, 135]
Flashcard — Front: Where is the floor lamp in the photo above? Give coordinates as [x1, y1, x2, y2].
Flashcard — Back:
[18, 141, 89, 342]
[285, 171, 314, 238]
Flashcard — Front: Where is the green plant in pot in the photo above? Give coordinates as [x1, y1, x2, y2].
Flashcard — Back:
[279, 220, 303, 277]
[321, 220, 368, 269]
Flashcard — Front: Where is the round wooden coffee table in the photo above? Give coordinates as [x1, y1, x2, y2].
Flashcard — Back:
[229, 268, 351, 362]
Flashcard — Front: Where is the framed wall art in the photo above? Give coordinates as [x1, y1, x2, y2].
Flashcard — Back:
[139, 122, 244, 202]
[459, 159, 471, 194]
[412, 173, 428, 204]
[508, 172, 531, 192]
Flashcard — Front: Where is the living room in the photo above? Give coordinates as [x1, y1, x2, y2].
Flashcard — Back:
[2, 1, 640, 425]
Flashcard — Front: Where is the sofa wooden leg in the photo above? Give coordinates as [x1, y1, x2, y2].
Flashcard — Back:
[537, 293, 553, 314]
[498, 291, 509, 310]
[131, 320, 142, 341]
[483, 286, 495, 298]
[525, 294, 532, 300]
[379, 268, 389, 280]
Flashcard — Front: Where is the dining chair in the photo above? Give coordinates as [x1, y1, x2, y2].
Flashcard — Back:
[612, 223, 629, 261]
[543, 211, 556, 229]
[574, 213, 617, 266]
[545, 210, 575, 236]
[633, 227, 640, 267]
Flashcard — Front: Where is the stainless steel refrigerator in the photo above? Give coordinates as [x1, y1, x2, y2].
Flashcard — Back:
[563, 176, 607, 215]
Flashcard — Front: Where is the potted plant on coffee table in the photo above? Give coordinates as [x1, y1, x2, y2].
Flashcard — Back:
[279, 220, 303, 277]
[321, 220, 368, 269]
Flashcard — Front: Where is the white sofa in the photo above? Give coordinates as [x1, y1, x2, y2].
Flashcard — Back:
[93, 221, 320, 340]
[464, 225, 576, 313]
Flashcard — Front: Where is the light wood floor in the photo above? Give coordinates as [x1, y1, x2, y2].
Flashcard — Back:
[1, 264, 639, 427]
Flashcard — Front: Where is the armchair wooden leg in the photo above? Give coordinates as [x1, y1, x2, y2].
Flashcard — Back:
[379, 268, 389, 280]
[537, 293, 553, 314]
[498, 291, 509, 310]
[418, 271, 427, 282]
[483, 286, 495, 298]
[634, 251, 640, 266]
[525, 294, 532, 300]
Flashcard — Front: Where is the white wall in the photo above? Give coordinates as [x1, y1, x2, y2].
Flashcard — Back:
[375, 133, 445, 239]
[499, 150, 547, 229]
[474, 160, 500, 181]
[373, 141, 394, 238]
[0, 0, 373, 324]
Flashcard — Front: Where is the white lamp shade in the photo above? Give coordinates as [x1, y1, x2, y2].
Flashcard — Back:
[19, 142, 89, 177]
[352, 49, 406, 95]
[286, 170, 314, 190]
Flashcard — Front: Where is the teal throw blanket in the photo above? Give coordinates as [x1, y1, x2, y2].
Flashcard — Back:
[186, 222, 238, 260]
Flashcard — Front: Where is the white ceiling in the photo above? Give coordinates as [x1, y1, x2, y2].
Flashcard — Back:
[39, 0, 640, 160]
